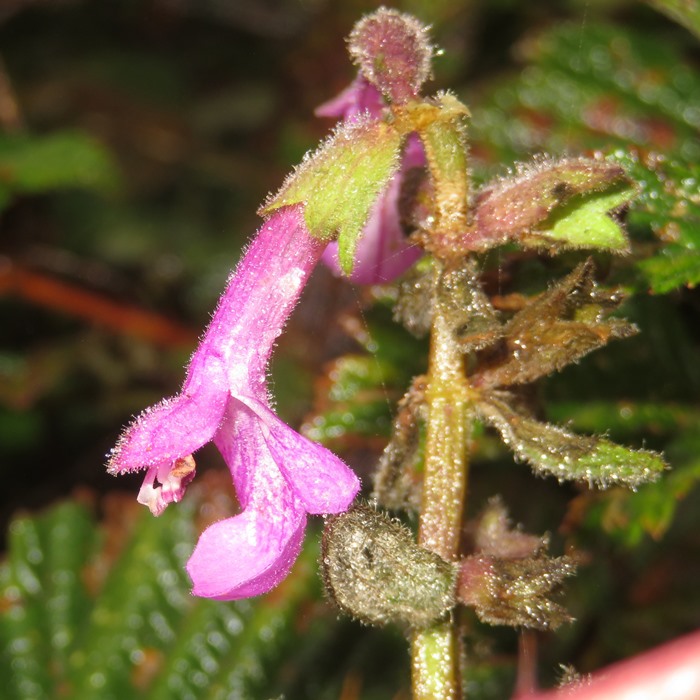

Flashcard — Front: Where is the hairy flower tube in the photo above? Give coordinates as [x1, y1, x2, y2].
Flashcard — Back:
[107, 205, 360, 600]
[318, 76, 424, 284]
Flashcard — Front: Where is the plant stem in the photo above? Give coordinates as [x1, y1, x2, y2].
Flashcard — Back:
[411, 260, 471, 699]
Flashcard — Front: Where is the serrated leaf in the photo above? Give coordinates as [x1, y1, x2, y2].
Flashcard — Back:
[638, 251, 700, 293]
[469, 23, 700, 288]
[609, 151, 700, 292]
[473, 260, 637, 389]
[477, 393, 667, 487]
[260, 116, 402, 274]
[0, 131, 120, 211]
[458, 553, 575, 631]
[569, 431, 700, 547]
[0, 476, 332, 700]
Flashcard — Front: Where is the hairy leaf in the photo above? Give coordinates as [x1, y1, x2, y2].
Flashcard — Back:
[470, 22, 700, 289]
[261, 116, 402, 273]
[473, 260, 636, 389]
[473, 496, 544, 560]
[565, 430, 700, 546]
[473, 158, 631, 251]
[322, 505, 456, 628]
[458, 501, 575, 631]
[610, 151, 700, 292]
[395, 258, 501, 348]
[537, 183, 634, 251]
[477, 393, 667, 487]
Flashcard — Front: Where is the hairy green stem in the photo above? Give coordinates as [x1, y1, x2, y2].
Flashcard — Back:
[411, 261, 471, 699]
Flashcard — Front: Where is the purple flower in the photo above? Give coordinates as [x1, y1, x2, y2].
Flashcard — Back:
[317, 77, 423, 284]
[107, 205, 360, 600]
[315, 76, 386, 123]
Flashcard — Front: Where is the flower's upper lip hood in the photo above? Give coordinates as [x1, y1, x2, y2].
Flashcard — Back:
[106, 353, 228, 475]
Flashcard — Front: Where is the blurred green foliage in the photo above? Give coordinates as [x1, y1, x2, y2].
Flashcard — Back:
[0, 476, 408, 699]
[1, 0, 699, 698]
[0, 130, 120, 211]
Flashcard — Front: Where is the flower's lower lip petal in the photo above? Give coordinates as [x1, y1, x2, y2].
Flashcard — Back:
[186, 509, 306, 600]
[239, 397, 361, 514]
[107, 356, 228, 474]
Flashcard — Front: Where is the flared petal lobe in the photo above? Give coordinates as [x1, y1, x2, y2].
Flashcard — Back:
[187, 508, 307, 600]
[242, 397, 360, 513]
[315, 76, 385, 121]
[186, 403, 309, 600]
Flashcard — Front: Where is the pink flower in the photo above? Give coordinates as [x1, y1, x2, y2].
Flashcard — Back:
[317, 77, 424, 284]
[107, 205, 360, 600]
[315, 76, 385, 122]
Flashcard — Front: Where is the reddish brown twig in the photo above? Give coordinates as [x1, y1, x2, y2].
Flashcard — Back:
[0, 259, 197, 348]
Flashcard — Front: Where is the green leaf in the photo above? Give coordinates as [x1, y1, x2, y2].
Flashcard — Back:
[575, 449, 700, 547]
[477, 393, 668, 488]
[609, 151, 700, 292]
[558, 407, 700, 545]
[0, 131, 120, 211]
[646, 0, 700, 40]
[260, 117, 402, 274]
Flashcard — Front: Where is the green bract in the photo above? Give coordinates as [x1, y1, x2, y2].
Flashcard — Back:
[471, 158, 633, 252]
[406, 94, 470, 247]
[261, 117, 403, 274]
[537, 184, 636, 251]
